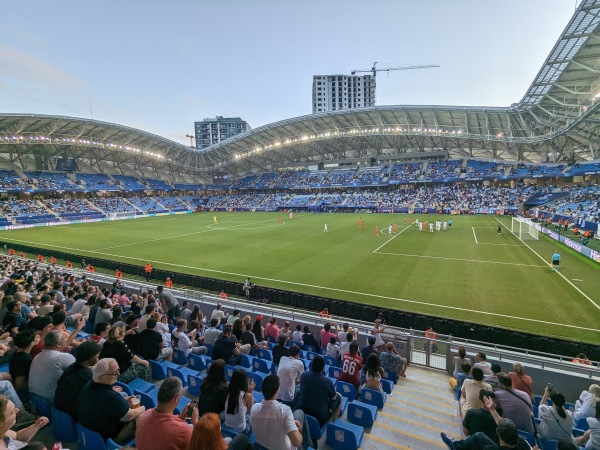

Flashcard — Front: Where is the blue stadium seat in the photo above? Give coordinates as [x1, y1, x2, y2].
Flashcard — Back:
[306, 414, 327, 443]
[575, 417, 589, 431]
[336, 381, 357, 401]
[305, 351, 320, 361]
[113, 381, 133, 396]
[360, 388, 387, 409]
[256, 348, 272, 361]
[187, 373, 206, 397]
[572, 428, 586, 437]
[77, 423, 134, 450]
[187, 353, 209, 372]
[149, 359, 180, 380]
[381, 379, 393, 395]
[51, 407, 77, 442]
[539, 439, 557, 450]
[270, 363, 278, 375]
[225, 365, 237, 381]
[323, 355, 338, 367]
[329, 366, 342, 379]
[246, 370, 267, 392]
[304, 345, 318, 353]
[252, 358, 272, 374]
[326, 418, 364, 450]
[241, 354, 256, 369]
[167, 366, 200, 387]
[517, 430, 536, 448]
[128, 377, 155, 394]
[382, 369, 398, 384]
[347, 400, 378, 428]
[173, 396, 192, 415]
[204, 344, 214, 357]
[172, 350, 188, 365]
[30, 393, 53, 423]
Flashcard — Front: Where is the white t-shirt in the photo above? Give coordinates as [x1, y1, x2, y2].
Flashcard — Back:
[371, 326, 385, 346]
[211, 309, 226, 322]
[224, 391, 248, 432]
[29, 349, 76, 402]
[172, 330, 194, 354]
[69, 298, 87, 315]
[292, 330, 303, 342]
[575, 390, 598, 421]
[277, 356, 305, 402]
[251, 400, 298, 450]
[538, 404, 577, 446]
[586, 417, 600, 450]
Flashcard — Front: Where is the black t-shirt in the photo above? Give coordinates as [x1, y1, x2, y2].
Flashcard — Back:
[198, 383, 228, 416]
[3, 312, 25, 332]
[99, 340, 134, 372]
[9, 352, 32, 381]
[76, 381, 129, 440]
[463, 408, 498, 443]
[54, 363, 93, 419]
[212, 336, 236, 363]
[272, 345, 290, 365]
[240, 331, 256, 347]
[302, 333, 320, 349]
[136, 329, 163, 361]
[124, 328, 139, 355]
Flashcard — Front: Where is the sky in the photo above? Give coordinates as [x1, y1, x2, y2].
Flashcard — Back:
[0, 0, 580, 145]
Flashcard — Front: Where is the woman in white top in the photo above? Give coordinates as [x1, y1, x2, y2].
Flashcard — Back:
[538, 387, 578, 447]
[574, 384, 600, 422]
[360, 353, 385, 394]
[576, 402, 600, 450]
[224, 369, 255, 435]
[279, 321, 292, 343]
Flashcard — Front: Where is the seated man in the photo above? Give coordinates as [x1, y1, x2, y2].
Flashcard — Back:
[494, 373, 534, 434]
[28, 330, 76, 402]
[251, 374, 311, 450]
[212, 326, 250, 366]
[54, 341, 102, 419]
[338, 342, 363, 389]
[301, 326, 320, 350]
[137, 319, 173, 361]
[171, 319, 206, 356]
[135, 377, 197, 450]
[379, 341, 407, 378]
[76, 358, 146, 444]
[361, 336, 378, 362]
[276, 345, 305, 407]
[202, 319, 222, 347]
[296, 356, 342, 427]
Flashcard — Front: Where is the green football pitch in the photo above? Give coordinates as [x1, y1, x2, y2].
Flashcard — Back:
[1, 212, 599, 343]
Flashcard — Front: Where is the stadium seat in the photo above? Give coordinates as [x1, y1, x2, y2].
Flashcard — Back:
[336, 381, 357, 401]
[304, 345, 318, 353]
[135, 389, 157, 410]
[30, 393, 53, 423]
[172, 350, 188, 365]
[252, 358, 272, 374]
[51, 407, 77, 442]
[204, 344, 214, 356]
[128, 377, 155, 394]
[361, 388, 387, 409]
[241, 354, 255, 369]
[149, 359, 180, 380]
[306, 414, 327, 443]
[329, 366, 342, 379]
[382, 369, 399, 384]
[77, 423, 134, 450]
[517, 430, 536, 448]
[270, 363, 278, 375]
[256, 348, 272, 361]
[173, 395, 192, 415]
[246, 370, 267, 392]
[381, 378, 393, 395]
[113, 381, 133, 396]
[575, 418, 589, 431]
[167, 366, 200, 388]
[323, 355, 338, 367]
[573, 428, 586, 437]
[291, 340, 303, 348]
[347, 400, 378, 428]
[326, 418, 364, 450]
[539, 439, 557, 450]
[187, 373, 205, 396]
[327, 376, 338, 387]
[225, 365, 237, 381]
[305, 351, 320, 361]
[187, 353, 208, 372]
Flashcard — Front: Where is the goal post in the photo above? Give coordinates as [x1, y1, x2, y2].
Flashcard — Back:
[108, 211, 137, 221]
[511, 216, 539, 241]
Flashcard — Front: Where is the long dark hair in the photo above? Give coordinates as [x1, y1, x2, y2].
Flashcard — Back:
[252, 320, 263, 342]
[190, 305, 201, 322]
[226, 369, 248, 415]
[364, 353, 384, 378]
[550, 392, 567, 419]
[201, 359, 227, 390]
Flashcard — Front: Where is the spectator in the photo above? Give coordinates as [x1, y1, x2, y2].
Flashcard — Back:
[460, 367, 492, 418]
[223, 369, 254, 435]
[279, 321, 292, 343]
[94, 299, 112, 326]
[251, 374, 310, 450]
[156, 286, 179, 324]
[370, 319, 386, 351]
[508, 362, 534, 402]
[210, 304, 227, 323]
[319, 322, 337, 350]
[339, 342, 362, 390]
[136, 377, 197, 450]
[54, 341, 102, 419]
[276, 345, 304, 407]
[339, 331, 354, 356]
[473, 352, 493, 376]
[301, 326, 319, 350]
[574, 384, 600, 422]
[90, 321, 110, 345]
[227, 309, 241, 325]
[232, 319, 244, 342]
[326, 336, 340, 360]
[172, 319, 206, 356]
[575, 402, 600, 449]
[379, 341, 407, 379]
[189, 412, 252, 450]
[297, 356, 342, 427]
[178, 301, 192, 323]
[252, 315, 265, 343]
[264, 317, 280, 342]
[9, 329, 39, 402]
[137, 318, 173, 361]
[99, 325, 151, 383]
[76, 358, 145, 444]
[538, 387, 578, 446]
[203, 319, 222, 347]
[272, 335, 290, 365]
[360, 353, 385, 394]
[452, 347, 472, 379]
[455, 362, 473, 389]
[292, 324, 303, 343]
[0, 394, 49, 449]
[212, 327, 250, 366]
[2, 300, 25, 336]
[198, 359, 228, 417]
[493, 372, 534, 434]
[28, 330, 75, 402]
[361, 336, 378, 361]
[138, 305, 155, 333]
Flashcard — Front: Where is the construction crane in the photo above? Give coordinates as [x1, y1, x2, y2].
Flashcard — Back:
[351, 61, 440, 78]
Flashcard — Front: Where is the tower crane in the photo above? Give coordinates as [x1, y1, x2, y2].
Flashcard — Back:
[351, 61, 440, 78]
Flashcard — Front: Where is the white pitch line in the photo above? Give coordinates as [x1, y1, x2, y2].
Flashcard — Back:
[471, 227, 479, 244]
[2, 235, 598, 334]
[372, 225, 411, 254]
[374, 250, 547, 268]
[494, 217, 600, 311]
[573, 279, 584, 282]
[476, 243, 524, 247]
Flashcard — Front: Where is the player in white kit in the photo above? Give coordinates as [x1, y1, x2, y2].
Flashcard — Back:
[443, 220, 447, 230]
[436, 221, 441, 231]
[388, 225, 392, 235]
[418, 222, 423, 231]
[324, 223, 328, 233]
[429, 223, 434, 232]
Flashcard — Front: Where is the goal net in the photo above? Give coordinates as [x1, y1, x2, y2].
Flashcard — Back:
[108, 211, 137, 221]
[511, 217, 539, 241]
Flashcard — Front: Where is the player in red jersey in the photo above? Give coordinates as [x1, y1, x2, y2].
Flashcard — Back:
[393, 223, 398, 234]
[338, 342, 363, 389]
[361, 220, 365, 231]
[375, 225, 379, 236]
[423, 221, 428, 231]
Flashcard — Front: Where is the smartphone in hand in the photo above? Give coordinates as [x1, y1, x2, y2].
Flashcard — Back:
[186, 401, 198, 419]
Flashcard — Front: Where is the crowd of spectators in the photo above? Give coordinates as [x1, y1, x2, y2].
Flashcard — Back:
[0, 200, 49, 218]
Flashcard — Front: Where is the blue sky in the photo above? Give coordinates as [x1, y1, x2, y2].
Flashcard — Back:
[0, 0, 578, 144]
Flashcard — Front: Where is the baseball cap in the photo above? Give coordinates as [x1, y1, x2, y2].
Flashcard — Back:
[75, 341, 102, 363]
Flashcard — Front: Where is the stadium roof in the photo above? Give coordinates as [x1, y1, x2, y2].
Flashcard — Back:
[2, 0, 600, 180]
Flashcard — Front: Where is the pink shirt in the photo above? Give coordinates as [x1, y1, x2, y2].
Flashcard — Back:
[135, 408, 192, 450]
[320, 328, 337, 349]
[264, 323, 280, 340]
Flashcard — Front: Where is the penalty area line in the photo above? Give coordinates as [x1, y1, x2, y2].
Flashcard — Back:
[2, 235, 599, 334]
[471, 227, 478, 244]
[494, 217, 600, 312]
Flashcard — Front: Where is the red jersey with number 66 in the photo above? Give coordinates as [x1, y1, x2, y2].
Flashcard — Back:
[338, 353, 363, 388]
